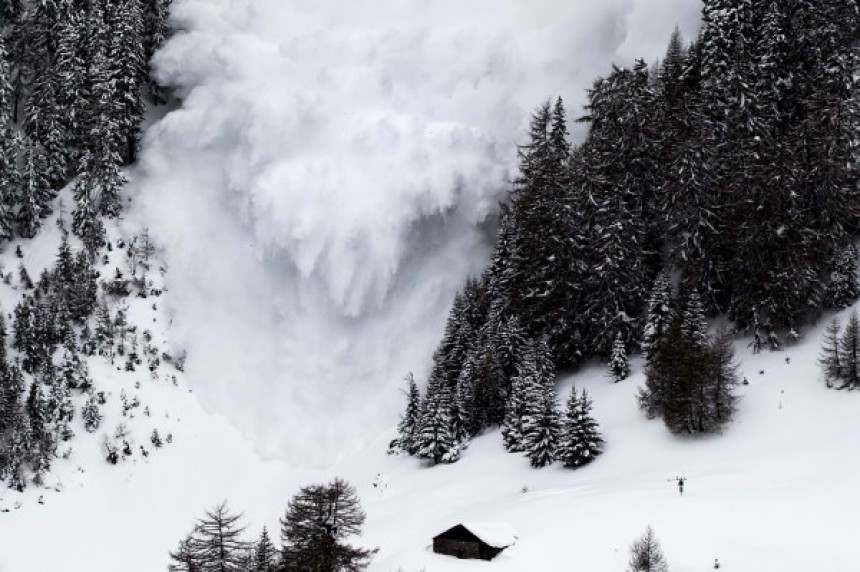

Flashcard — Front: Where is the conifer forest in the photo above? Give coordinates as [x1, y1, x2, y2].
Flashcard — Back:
[0, 0, 857, 570]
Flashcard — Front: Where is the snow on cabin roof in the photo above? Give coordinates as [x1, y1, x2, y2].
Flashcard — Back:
[459, 522, 518, 548]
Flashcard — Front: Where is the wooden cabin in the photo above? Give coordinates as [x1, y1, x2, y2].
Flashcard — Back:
[432, 522, 517, 560]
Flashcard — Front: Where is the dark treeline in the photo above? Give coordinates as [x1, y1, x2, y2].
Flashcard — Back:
[169, 478, 377, 572]
[395, 0, 858, 463]
[0, 0, 171, 250]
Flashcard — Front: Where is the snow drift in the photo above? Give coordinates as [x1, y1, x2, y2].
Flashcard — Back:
[132, 0, 700, 464]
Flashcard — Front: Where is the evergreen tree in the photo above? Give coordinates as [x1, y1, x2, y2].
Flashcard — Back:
[17, 137, 54, 238]
[818, 317, 843, 386]
[105, 0, 145, 164]
[501, 370, 528, 453]
[707, 326, 740, 427]
[279, 478, 376, 572]
[253, 527, 278, 572]
[0, 362, 23, 435]
[395, 372, 421, 455]
[504, 99, 586, 367]
[168, 501, 250, 572]
[576, 62, 658, 355]
[82, 396, 101, 432]
[521, 367, 560, 468]
[414, 378, 458, 464]
[628, 526, 669, 572]
[679, 286, 708, 348]
[823, 244, 860, 310]
[558, 386, 604, 469]
[71, 161, 106, 251]
[0, 36, 20, 242]
[609, 333, 630, 382]
[839, 310, 860, 388]
[641, 270, 673, 359]
[6, 412, 31, 491]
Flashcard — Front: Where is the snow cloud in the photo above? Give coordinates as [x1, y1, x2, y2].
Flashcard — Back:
[132, 0, 700, 465]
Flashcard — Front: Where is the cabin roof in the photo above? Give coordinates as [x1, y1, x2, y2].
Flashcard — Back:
[434, 522, 518, 549]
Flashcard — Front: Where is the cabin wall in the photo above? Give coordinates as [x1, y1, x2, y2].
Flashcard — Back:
[433, 538, 484, 560]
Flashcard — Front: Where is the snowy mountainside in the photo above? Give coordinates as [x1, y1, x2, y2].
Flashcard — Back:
[0, 187, 185, 511]
[0, 253, 857, 570]
[131, 0, 702, 464]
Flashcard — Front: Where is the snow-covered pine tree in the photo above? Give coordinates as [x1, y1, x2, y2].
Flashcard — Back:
[641, 270, 673, 359]
[501, 371, 528, 453]
[839, 310, 860, 389]
[0, 36, 20, 242]
[461, 323, 507, 433]
[105, 0, 145, 165]
[82, 397, 102, 433]
[609, 333, 630, 382]
[558, 386, 604, 469]
[504, 99, 586, 368]
[414, 377, 458, 464]
[679, 285, 708, 348]
[520, 340, 560, 467]
[0, 361, 23, 435]
[521, 377, 560, 468]
[628, 526, 669, 572]
[452, 360, 475, 443]
[17, 137, 54, 238]
[576, 62, 657, 355]
[395, 372, 421, 454]
[71, 162, 106, 252]
[25, 379, 53, 479]
[818, 317, 843, 386]
[6, 412, 31, 491]
[823, 244, 860, 310]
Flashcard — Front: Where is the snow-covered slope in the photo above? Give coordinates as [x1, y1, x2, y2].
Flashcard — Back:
[1, 291, 857, 570]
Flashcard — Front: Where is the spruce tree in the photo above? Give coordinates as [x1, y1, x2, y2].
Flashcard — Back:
[576, 62, 657, 355]
[501, 370, 528, 453]
[839, 310, 860, 388]
[253, 527, 278, 572]
[558, 386, 604, 469]
[609, 333, 630, 382]
[395, 372, 421, 454]
[0, 36, 20, 242]
[641, 271, 673, 359]
[818, 317, 843, 386]
[679, 286, 708, 347]
[707, 326, 740, 428]
[17, 137, 54, 238]
[521, 380, 559, 468]
[823, 244, 860, 310]
[414, 378, 458, 464]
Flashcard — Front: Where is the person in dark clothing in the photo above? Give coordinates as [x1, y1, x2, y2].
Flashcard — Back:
[677, 477, 685, 496]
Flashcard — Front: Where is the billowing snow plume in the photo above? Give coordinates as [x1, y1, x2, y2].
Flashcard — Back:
[132, 0, 700, 464]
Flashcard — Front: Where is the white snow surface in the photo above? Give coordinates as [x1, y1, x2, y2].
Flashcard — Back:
[131, 0, 702, 463]
[1, 296, 858, 570]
